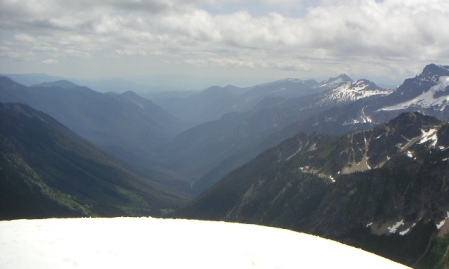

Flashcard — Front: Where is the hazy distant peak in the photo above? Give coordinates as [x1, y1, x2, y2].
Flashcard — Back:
[120, 90, 139, 97]
[323, 74, 352, 84]
[32, 80, 80, 89]
[0, 76, 21, 88]
[269, 78, 317, 85]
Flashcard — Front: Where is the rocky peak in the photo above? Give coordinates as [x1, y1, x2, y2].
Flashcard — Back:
[417, 63, 449, 83]
[318, 74, 353, 89]
[321, 78, 388, 104]
[386, 112, 442, 131]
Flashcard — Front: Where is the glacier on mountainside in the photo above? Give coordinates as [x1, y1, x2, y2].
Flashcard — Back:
[380, 76, 449, 111]
[323, 80, 392, 103]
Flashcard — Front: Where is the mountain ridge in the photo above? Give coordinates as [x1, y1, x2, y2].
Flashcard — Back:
[0, 103, 189, 220]
[0, 77, 185, 169]
[174, 112, 449, 268]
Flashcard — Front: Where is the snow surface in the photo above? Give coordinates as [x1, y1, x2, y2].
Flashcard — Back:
[388, 219, 405, 233]
[437, 211, 449, 229]
[0, 217, 410, 269]
[380, 76, 449, 111]
[418, 128, 438, 147]
[324, 80, 391, 103]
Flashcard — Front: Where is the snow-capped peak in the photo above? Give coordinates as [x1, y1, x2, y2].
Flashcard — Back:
[380, 76, 449, 112]
[322, 79, 391, 103]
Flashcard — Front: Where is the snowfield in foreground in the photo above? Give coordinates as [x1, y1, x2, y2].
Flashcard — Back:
[0, 217, 409, 269]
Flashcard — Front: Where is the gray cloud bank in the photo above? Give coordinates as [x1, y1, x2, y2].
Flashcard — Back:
[1, 0, 448, 86]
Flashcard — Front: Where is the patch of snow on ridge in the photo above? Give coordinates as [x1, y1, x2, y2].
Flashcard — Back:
[437, 211, 449, 229]
[388, 219, 405, 233]
[400, 228, 411, 236]
[419, 128, 438, 147]
[380, 76, 449, 111]
[400, 223, 417, 236]
[437, 219, 446, 229]
[0, 217, 410, 269]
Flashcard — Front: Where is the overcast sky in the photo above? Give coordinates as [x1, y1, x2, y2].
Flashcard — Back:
[1, 0, 449, 88]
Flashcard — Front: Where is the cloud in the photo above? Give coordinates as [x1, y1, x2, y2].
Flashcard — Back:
[41, 59, 59, 64]
[0, 0, 448, 83]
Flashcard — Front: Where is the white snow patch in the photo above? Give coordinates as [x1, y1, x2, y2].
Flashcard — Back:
[324, 80, 391, 103]
[438, 211, 449, 229]
[380, 76, 449, 111]
[418, 128, 438, 147]
[0, 217, 410, 269]
[437, 219, 446, 229]
[388, 219, 405, 233]
[406, 151, 413, 158]
[399, 228, 411, 236]
[399, 222, 417, 236]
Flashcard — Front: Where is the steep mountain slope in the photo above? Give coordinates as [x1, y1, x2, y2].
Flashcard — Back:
[380, 64, 449, 108]
[320, 79, 391, 104]
[0, 103, 189, 220]
[310, 64, 449, 130]
[371, 64, 449, 122]
[0, 78, 184, 167]
[380, 75, 449, 114]
[175, 112, 449, 268]
[272, 64, 449, 143]
[162, 76, 389, 193]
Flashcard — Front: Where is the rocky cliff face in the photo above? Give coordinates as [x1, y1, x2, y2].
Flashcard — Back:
[175, 112, 449, 268]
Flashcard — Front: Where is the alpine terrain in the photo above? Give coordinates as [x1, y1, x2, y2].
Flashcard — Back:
[0, 103, 189, 220]
[2, 63, 449, 268]
[175, 112, 449, 268]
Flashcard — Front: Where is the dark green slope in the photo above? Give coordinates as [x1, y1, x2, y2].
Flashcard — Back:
[0, 77, 184, 168]
[0, 103, 188, 220]
[174, 113, 449, 268]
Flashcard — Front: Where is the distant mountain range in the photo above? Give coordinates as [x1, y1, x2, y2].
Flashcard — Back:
[0, 73, 187, 93]
[3, 64, 449, 195]
[2, 63, 449, 267]
[0, 103, 189, 220]
[160, 64, 449, 193]
[154, 78, 321, 126]
[174, 112, 449, 268]
[0, 78, 185, 170]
